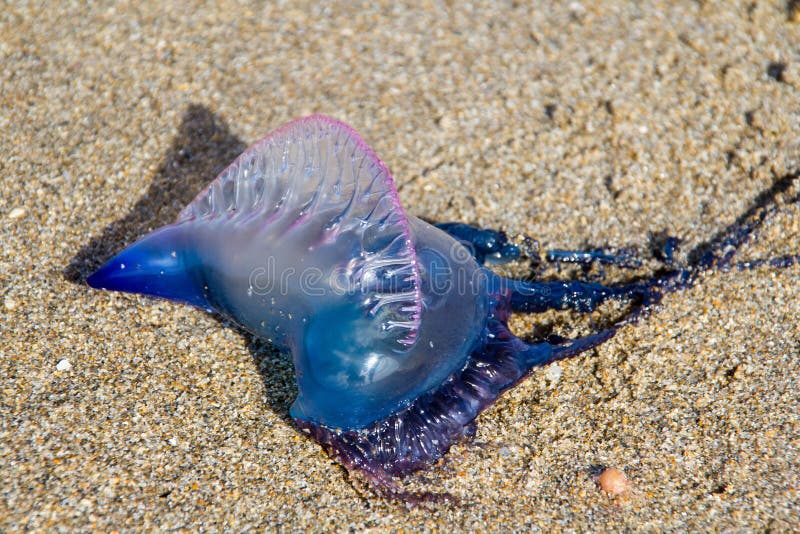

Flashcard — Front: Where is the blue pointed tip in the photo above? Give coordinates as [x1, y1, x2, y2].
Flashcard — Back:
[86, 257, 125, 289]
[87, 225, 210, 310]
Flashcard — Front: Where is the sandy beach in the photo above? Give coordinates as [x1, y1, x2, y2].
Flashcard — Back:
[2, 1, 799, 530]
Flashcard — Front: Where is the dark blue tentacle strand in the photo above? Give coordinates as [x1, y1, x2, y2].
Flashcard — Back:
[504, 277, 684, 313]
[523, 329, 617, 368]
[733, 255, 800, 270]
[505, 189, 800, 316]
[435, 222, 520, 264]
[544, 248, 643, 269]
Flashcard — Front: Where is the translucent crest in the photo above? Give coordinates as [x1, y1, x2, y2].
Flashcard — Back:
[178, 115, 422, 348]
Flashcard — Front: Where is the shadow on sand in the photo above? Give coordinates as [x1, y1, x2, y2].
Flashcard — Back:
[63, 104, 297, 422]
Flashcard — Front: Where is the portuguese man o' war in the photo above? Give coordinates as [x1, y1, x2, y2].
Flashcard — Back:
[87, 115, 799, 500]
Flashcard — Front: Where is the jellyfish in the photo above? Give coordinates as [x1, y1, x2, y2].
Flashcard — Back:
[87, 115, 798, 499]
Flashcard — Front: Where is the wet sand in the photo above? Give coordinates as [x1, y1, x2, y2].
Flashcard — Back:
[2, 2, 799, 530]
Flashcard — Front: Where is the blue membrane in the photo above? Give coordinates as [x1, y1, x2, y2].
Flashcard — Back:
[87, 225, 211, 310]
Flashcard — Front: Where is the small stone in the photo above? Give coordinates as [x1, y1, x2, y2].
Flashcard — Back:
[545, 363, 562, 383]
[4, 297, 17, 311]
[8, 207, 26, 220]
[596, 467, 631, 497]
[438, 113, 455, 131]
[56, 359, 72, 372]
